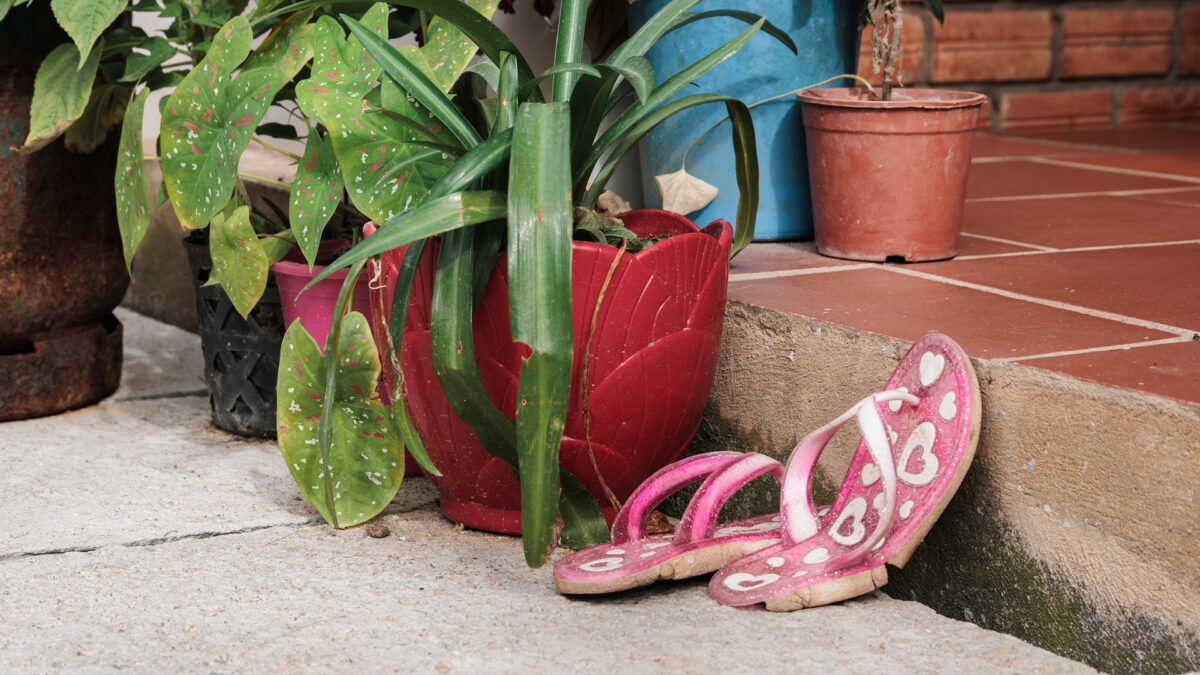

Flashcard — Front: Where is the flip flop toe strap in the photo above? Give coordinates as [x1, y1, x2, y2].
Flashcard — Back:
[610, 451, 742, 544]
[780, 390, 917, 565]
[673, 454, 785, 544]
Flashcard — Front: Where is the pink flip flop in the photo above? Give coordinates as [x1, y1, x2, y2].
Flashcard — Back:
[708, 332, 980, 611]
[554, 450, 800, 594]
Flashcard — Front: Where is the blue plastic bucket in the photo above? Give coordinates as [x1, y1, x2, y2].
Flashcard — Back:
[628, 0, 859, 241]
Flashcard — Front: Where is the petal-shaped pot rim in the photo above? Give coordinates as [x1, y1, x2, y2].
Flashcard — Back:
[584, 208, 733, 258]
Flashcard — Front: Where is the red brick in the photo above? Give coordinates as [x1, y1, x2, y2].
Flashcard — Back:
[1120, 87, 1200, 127]
[930, 10, 1053, 83]
[857, 11, 926, 86]
[1060, 9, 1173, 79]
[997, 90, 1114, 132]
[1182, 9, 1200, 76]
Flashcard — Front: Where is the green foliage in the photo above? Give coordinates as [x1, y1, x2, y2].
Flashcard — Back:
[277, 312, 405, 528]
[208, 205, 269, 318]
[21, 40, 101, 152]
[115, 87, 150, 271]
[64, 82, 131, 152]
[289, 131, 344, 268]
[50, 0, 126, 69]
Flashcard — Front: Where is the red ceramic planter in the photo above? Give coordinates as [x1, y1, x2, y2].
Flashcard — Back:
[798, 87, 987, 262]
[369, 210, 733, 533]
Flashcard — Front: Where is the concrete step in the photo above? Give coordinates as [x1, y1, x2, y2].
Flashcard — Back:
[697, 301, 1199, 674]
[0, 310, 1091, 672]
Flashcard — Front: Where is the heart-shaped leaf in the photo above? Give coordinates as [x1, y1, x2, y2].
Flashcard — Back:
[21, 40, 101, 152]
[208, 205, 268, 317]
[277, 313, 405, 528]
[160, 17, 313, 230]
[115, 87, 150, 271]
[308, 91, 453, 225]
[295, 4, 388, 117]
[289, 130, 344, 267]
[420, 0, 501, 92]
[50, 0, 126, 69]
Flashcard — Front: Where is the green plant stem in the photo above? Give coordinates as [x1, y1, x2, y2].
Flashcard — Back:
[252, 136, 302, 161]
[679, 74, 877, 169]
[237, 171, 291, 190]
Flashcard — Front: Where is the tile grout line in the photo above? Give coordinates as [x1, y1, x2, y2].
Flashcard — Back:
[1027, 155, 1200, 185]
[1000, 336, 1195, 364]
[967, 186, 1200, 203]
[979, 133, 1143, 154]
[878, 266, 1196, 338]
[729, 264, 874, 282]
[959, 232, 1059, 252]
[953, 238, 1200, 261]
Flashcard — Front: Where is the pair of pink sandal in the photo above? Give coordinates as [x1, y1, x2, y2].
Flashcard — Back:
[554, 333, 980, 610]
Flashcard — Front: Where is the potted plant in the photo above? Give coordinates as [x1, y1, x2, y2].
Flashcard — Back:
[289, 0, 789, 566]
[798, 0, 986, 262]
[0, 2, 133, 420]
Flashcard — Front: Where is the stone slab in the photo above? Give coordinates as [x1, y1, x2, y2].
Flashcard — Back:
[0, 504, 1090, 673]
[111, 307, 206, 401]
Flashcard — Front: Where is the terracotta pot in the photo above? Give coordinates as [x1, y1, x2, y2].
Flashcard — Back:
[0, 4, 127, 420]
[370, 210, 733, 533]
[798, 87, 987, 262]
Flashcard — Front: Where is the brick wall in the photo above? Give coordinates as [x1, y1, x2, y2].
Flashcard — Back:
[857, 1, 1200, 131]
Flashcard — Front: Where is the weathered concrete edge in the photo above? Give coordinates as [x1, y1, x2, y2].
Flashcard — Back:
[692, 301, 1199, 674]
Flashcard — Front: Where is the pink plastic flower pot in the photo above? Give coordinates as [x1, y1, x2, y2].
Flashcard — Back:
[271, 242, 372, 355]
[370, 210, 734, 534]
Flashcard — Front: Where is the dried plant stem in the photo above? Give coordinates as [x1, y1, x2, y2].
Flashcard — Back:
[864, 0, 904, 101]
[580, 238, 627, 513]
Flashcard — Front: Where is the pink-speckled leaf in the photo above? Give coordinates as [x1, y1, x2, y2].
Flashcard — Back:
[160, 17, 312, 230]
[289, 130, 344, 268]
[277, 312, 405, 528]
[208, 206, 268, 318]
[295, 4, 388, 118]
[420, 0, 500, 92]
[309, 91, 453, 225]
[242, 7, 316, 76]
[115, 86, 150, 271]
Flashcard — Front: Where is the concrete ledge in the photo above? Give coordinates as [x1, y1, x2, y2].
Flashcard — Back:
[697, 301, 1199, 674]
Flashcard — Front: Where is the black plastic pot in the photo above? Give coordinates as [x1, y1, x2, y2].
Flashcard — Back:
[182, 232, 284, 437]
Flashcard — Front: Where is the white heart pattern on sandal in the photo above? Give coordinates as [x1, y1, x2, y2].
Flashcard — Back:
[898, 421, 939, 487]
[919, 351, 945, 387]
[722, 572, 779, 592]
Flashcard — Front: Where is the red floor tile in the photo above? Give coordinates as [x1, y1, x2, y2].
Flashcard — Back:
[955, 234, 1042, 256]
[960, 195, 1200, 249]
[966, 160, 1192, 200]
[1008, 126, 1200, 152]
[730, 241, 857, 275]
[1059, 151, 1200, 180]
[1017, 339, 1200, 406]
[971, 134, 1091, 159]
[919, 244, 1200, 331]
[728, 267, 1174, 359]
[1129, 188, 1200, 208]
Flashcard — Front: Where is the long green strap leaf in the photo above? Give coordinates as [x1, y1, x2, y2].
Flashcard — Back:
[427, 128, 512, 198]
[605, 0, 700, 66]
[384, 241, 439, 476]
[575, 18, 765, 189]
[318, 260, 367, 528]
[306, 191, 507, 288]
[667, 10, 797, 54]
[551, 0, 587, 102]
[508, 102, 573, 568]
[344, 14, 481, 148]
[430, 228, 519, 467]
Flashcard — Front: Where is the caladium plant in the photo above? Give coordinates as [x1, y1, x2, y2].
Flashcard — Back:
[302, 0, 794, 566]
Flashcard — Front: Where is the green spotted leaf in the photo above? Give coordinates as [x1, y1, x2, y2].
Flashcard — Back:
[309, 91, 453, 225]
[420, 0, 500, 92]
[242, 7, 316, 77]
[208, 205, 268, 317]
[115, 87, 150, 271]
[21, 41, 101, 152]
[160, 17, 312, 230]
[50, 0, 126, 69]
[295, 4, 388, 118]
[277, 313, 404, 528]
[289, 130, 344, 268]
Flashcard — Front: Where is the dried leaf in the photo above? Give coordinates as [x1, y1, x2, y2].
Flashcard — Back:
[654, 168, 718, 215]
